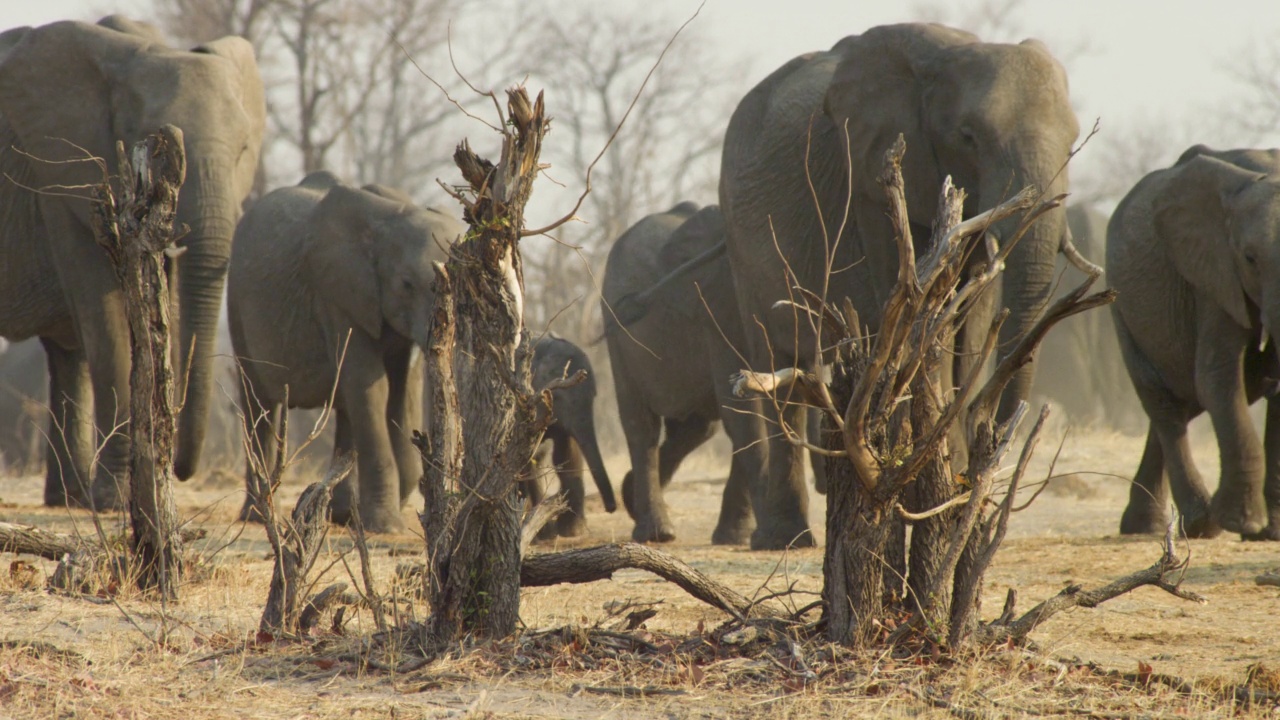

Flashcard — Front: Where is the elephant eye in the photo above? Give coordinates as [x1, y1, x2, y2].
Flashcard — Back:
[959, 126, 978, 148]
[1245, 251, 1259, 266]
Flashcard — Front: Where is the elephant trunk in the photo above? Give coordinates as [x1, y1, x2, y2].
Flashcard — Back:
[558, 392, 616, 513]
[173, 154, 240, 480]
[983, 155, 1066, 422]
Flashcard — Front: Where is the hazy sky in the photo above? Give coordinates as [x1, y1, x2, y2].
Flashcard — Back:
[7, 0, 1280, 175]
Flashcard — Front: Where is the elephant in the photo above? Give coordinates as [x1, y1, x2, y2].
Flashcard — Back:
[1108, 144, 1280, 540]
[0, 16, 265, 508]
[522, 334, 616, 539]
[719, 23, 1080, 549]
[1033, 206, 1143, 429]
[602, 202, 766, 544]
[0, 339, 49, 477]
[227, 171, 464, 533]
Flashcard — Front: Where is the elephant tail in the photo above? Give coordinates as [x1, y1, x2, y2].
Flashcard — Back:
[599, 240, 729, 343]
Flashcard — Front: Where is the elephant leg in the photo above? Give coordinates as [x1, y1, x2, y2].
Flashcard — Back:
[82, 317, 132, 512]
[752, 400, 813, 550]
[621, 412, 716, 514]
[620, 397, 672, 543]
[657, 415, 717, 485]
[328, 410, 358, 526]
[808, 407, 827, 495]
[385, 348, 424, 504]
[237, 396, 280, 524]
[1153, 418, 1221, 538]
[1118, 428, 1171, 535]
[1195, 320, 1266, 535]
[715, 395, 763, 546]
[1245, 396, 1280, 541]
[551, 434, 589, 538]
[40, 339, 94, 508]
[341, 359, 405, 534]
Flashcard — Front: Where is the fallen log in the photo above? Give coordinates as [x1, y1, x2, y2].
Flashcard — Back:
[521, 543, 773, 621]
[0, 522, 88, 561]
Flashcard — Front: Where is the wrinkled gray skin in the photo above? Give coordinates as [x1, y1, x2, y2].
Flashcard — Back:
[1109, 145, 1280, 540]
[602, 202, 766, 544]
[228, 172, 463, 533]
[0, 16, 265, 508]
[1034, 206, 1142, 429]
[523, 335, 616, 539]
[720, 24, 1078, 549]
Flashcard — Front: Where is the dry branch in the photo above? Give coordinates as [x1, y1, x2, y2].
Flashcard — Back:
[972, 521, 1205, 646]
[90, 125, 187, 597]
[520, 543, 773, 621]
[0, 522, 94, 562]
[259, 454, 354, 634]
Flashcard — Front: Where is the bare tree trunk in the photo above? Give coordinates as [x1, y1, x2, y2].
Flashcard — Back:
[91, 126, 187, 597]
[418, 88, 552, 648]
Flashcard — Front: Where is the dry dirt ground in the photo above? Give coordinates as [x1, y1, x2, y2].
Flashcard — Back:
[0, 416, 1278, 718]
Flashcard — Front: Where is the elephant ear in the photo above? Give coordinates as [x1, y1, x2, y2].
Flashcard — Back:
[1156, 155, 1263, 329]
[304, 185, 385, 341]
[824, 24, 976, 211]
[0, 22, 136, 210]
[192, 36, 267, 196]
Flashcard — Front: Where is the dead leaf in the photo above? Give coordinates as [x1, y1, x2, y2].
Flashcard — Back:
[8, 561, 40, 590]
[1136, 660, 1153, 686]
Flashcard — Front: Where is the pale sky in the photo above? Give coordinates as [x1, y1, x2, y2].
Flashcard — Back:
[6, 0, 1280, 187]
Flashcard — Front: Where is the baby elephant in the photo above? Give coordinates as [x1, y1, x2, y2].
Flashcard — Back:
[228, 171, 463, 533]
[1109, 145, 1280, 540]
[523, 335, 616, 539]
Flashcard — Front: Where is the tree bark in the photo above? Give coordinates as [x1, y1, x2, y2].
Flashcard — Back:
[418, 88, 552, 648]
[90, 126, 187, 597]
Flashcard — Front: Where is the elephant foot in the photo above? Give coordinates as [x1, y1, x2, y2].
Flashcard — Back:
[358, 508, 407, 535]
[750, 522, 815, 551]
[90, 484, 125, 513]
[1242, 508, 1280, 541]
[533, 520, 560, 543]
[1210, 488, 1266, 536]
[632, 515, 676, 544]
[44, 478, 93, 510]
[711, 520, 753, 546]
[1118, 502, 1171, 536]
[556, 512, 589, 538]
[620, 471, 637, 520]
[1242, 524, 1280, 541]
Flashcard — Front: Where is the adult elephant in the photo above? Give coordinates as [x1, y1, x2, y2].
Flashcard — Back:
[720, 23, 1079, 549]
[228, 172, 464, 533]
[1109, 145, 1280, 540]
[0, 17, 265, 507]
[602, 202, 764, 544]
[523, 334, 616, 539]
[1033, 206, 1142, 429]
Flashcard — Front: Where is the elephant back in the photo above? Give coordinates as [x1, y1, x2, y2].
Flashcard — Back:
[603, 205, 702, 304]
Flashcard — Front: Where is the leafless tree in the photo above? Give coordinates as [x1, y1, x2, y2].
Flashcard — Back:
[912, 0, 1092, 63]
[518, 4, 743, 340]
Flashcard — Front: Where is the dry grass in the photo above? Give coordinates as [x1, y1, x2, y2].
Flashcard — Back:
[0, 423, 1278, 718]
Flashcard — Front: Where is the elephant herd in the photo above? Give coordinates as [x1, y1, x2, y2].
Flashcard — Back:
[0, 17, 1278, 547]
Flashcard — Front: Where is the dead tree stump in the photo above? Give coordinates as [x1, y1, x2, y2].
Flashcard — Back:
[259, 454, 354, 634]
[91, 125, 187, 597]
[416, 88, 553, 648]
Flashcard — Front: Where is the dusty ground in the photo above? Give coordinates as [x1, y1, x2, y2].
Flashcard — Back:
[0, 416, 1278, 718]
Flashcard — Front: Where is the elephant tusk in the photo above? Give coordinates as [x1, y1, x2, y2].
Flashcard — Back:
[1061, 231, 1102, 277]
[163, 245, 189, 259]
[731, 368, 801, 398]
